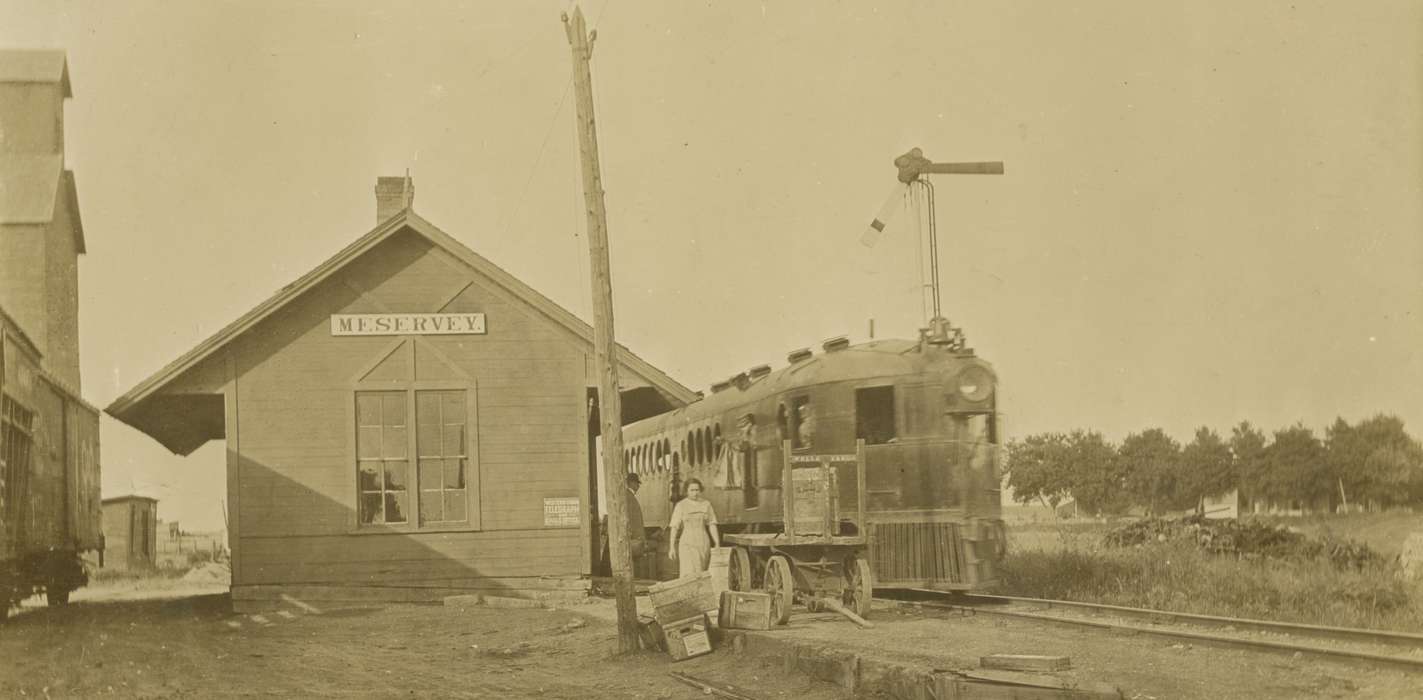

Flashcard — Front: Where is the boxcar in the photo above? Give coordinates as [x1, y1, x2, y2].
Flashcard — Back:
[1, 314, 102, 618]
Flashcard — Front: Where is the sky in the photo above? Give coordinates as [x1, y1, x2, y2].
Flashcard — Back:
[3, 0, 1420, 531]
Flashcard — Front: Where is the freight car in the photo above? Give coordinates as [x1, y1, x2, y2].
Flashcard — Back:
[620, 317, 1006, 592]
[1, 312, 102, 620]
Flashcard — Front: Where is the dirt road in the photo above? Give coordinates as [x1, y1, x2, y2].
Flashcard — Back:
[0, 585, 840, 699]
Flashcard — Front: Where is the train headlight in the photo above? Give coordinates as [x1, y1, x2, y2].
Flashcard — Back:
[955, 366, 993, 402]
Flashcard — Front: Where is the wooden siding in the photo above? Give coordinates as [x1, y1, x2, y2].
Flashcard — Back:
[99, 498, 157, 571]
[222, 230, 592, 590]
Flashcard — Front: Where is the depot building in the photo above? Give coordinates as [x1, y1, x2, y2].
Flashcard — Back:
[106, 179, 695, 611]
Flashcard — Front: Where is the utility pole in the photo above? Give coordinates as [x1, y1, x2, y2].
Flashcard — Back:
[563, 6, 638, 653]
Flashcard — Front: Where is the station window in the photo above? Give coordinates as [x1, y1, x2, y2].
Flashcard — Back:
[356, 389, 469, 528]
[855, 386, 897, 445]
[357, 391, 409, 525]
[416, 390, 468, 524]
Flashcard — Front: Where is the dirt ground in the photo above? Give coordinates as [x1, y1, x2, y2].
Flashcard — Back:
[0, 582, 844, 699]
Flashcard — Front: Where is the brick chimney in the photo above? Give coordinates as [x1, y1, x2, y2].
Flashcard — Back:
[374, 175, 413, 224]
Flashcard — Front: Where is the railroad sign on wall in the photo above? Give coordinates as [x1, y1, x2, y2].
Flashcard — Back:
[543, 497, 581, 528]
[330, 313, 487, 336]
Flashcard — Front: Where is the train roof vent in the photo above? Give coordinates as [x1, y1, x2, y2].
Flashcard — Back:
[786, 348, 813, 364]
[822, 335, 851, 353]
[730, 372, 751, 390]
[710, 380, 732, 394]
[694, 390, 705, 400]
[748, 364, 772, 380]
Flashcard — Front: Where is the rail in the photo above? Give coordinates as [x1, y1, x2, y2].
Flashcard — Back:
[876, 590, 1423, 673]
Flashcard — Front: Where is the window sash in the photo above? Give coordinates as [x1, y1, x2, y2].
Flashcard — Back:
[355, 388, 470, 530]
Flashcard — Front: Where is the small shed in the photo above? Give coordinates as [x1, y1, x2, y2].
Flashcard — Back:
[101, 495, 157, 571]
[105, 179, 695, 611]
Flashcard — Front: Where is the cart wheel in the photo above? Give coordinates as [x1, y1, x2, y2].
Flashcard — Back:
[46, 588, 71, 607]
[729, 547, 752, 592]
[843, 557, 873, 618]
[766, 555, 794, 625]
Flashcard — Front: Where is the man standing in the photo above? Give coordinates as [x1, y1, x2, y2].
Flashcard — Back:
[626, 472, 646, 557]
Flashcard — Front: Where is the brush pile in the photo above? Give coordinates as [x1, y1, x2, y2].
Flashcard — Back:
[1102, 515, 1390, 570]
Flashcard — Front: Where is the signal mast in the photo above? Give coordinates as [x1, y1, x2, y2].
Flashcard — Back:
[862, 148, 1004, 348]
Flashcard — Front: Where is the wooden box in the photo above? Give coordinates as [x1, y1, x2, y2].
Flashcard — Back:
[717, 590, 774, 630]
[648, 571, 717, 625]
[663, 614, 713, 662]
[707, 547, 733, 594]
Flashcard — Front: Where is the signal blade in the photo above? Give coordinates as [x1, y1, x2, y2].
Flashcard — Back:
[860, 184, 909, 247]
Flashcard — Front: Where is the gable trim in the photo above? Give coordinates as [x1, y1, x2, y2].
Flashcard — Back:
[106, 209, 695, 422]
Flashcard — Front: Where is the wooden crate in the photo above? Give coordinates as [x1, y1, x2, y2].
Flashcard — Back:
[707, 547, 733, 594]
[648, 571, 717, 624]
[663, 614, 713, 662]
[717, 590, 774, 630]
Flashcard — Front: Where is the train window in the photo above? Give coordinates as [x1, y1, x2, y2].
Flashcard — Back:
[855, 386, 897, 445]
[776, 405, 788, 443]
[703, 427, 713, 463]
[694, 430, 704, 465]
[713, 424, 722, 459]
[789, 396, 814, 450]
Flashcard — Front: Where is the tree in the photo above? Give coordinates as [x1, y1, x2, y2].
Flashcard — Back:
[1180, 426, 1234, 513]
[1005, 433, 1071, 509]
[1258, 423, 1330, 508]
[1060, 430, 1130, 516]
[1327, 414, 1423, 508]
[1120, 428, 1185, 515]
[1230, 421, 1268, 508]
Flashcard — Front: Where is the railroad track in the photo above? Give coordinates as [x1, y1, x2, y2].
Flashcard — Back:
[875, 590, 1423, 673]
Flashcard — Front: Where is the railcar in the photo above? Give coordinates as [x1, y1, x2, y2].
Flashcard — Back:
[0, 314, 102, 620]
[621, 318, 1006, 591]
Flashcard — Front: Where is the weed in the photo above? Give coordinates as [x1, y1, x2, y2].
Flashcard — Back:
[996, 540, 1423, 631]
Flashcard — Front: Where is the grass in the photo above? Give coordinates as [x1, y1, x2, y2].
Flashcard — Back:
[995, 539, 1423, 632]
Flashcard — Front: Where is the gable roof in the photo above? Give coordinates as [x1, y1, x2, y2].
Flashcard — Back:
[0, 49, 72, 97]
[0, 156, 86, 252]
[106, 209, 697, 436]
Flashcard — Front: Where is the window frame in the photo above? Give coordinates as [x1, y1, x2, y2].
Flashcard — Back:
[349, 377, 479, 535]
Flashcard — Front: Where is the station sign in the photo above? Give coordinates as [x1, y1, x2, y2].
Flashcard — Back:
[330, 313, 486, 336]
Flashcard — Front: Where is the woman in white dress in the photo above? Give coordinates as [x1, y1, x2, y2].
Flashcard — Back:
[667, 478, 720, 578]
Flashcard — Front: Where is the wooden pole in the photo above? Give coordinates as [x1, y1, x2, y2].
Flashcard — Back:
[562, 6, 638, 653]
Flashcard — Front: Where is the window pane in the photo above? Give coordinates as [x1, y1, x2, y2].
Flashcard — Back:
[385, 461, 408, 490]
[417, 420, 441, 457]
[442, 392, 465, 423]
[357, 426, 382, 460]
[385, 492, 408, 523]
[382, 426, 408, 459]
[358, 462, 381, 491]
[419, 459, 443, 490]
[359, 493, 382, 524]
[382, 394, 406, 427]
[444, 490, 467, 522]
[443, 425, 464, 457]
[420, 490, 443, 523]
[416, 393, 441, 434]
[444, 458, 464, 490]
[357, 394, 381, 426]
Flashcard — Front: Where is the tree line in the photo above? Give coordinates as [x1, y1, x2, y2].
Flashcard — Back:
[1005, 414, 1423, 517]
